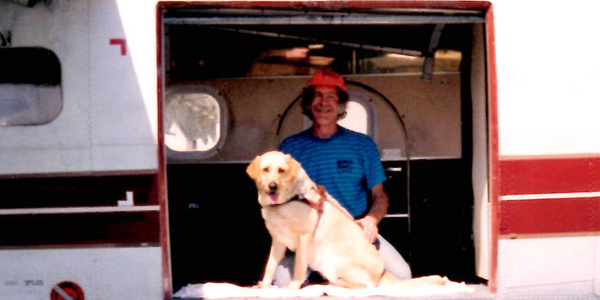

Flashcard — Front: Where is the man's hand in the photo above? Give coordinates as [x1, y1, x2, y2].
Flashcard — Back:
[356, 183, 389, 243]
[356, 215, 379, 243]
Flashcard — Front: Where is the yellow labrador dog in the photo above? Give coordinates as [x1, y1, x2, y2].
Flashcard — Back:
[247, 151, 447, 289]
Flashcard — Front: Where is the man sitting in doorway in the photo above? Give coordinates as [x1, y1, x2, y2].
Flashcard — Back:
[276, 68, 412, 286]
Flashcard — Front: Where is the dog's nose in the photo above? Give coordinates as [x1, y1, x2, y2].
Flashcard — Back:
[268, 182, 278, 192]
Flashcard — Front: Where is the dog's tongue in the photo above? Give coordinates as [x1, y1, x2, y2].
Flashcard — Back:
[268, 193, 278, 204]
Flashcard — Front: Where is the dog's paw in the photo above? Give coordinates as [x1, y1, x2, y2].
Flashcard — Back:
[255, 281, 275, 289]
[286, 281, 303, 290]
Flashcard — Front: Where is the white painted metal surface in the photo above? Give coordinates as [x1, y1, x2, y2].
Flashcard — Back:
[1, 0, 599, 299]
[492, 1, 600, 298]
[0, 247, 163, 300]
[494, 0, 600, 156]
[595, 236, 600, 297]
[0, 0, 158, 175]
[0, 1, 164, 299]
[498, 237, 596, 289]
[0, 205, 160, 215]
[90, 0, 158, 172]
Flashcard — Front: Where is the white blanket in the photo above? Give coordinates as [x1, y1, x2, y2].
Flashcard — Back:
[174, 281, 476, 299]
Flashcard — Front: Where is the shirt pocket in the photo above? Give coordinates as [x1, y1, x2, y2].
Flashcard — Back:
[335, 158, 363, 181]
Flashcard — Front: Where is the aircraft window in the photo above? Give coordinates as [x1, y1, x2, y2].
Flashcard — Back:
[164, 86, 227, 155]
[0, 48, 62, 126]
[338, 100, 369, 135]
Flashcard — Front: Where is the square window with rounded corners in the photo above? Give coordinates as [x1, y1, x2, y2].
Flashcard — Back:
[164, 85, 227, 158]
[0, 47, 62, 126]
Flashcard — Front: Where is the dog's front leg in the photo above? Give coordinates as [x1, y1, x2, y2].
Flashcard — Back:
[259, 239, 287, 288]
[289, 233, 312, 289]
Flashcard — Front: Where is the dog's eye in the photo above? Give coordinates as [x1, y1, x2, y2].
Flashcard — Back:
[263, 167, 270, 173]
[278, 168, 285, 174]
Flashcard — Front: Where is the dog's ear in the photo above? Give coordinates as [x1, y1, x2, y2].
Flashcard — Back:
[246, 155, 261, 180]
[285, 154, 301, 182]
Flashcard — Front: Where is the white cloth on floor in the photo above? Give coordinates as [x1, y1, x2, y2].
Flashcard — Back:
[173, 281, 475, 299]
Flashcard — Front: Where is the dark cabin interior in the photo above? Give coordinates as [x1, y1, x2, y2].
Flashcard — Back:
[162, 6, 488, 292]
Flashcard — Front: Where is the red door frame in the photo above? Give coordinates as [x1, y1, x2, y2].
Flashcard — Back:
[484, 4, 499, 293]
[156, 5, 171, 299]
[155, 1, 499, 297]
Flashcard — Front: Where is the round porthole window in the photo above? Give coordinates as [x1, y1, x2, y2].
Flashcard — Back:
[164, 85, 227, 158]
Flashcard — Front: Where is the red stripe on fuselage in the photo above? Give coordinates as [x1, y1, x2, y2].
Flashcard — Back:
[499, 157, 600, 236]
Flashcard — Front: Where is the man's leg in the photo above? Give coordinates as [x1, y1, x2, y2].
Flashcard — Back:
[273, 251, 313, 287]
[375, 235, 412, 280]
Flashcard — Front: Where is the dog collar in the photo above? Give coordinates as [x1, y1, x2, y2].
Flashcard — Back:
[291, 193, 324, 213]
[289, 194, 305, 202]
[266, 192, 324, 213]
[266, 194, 315, 210]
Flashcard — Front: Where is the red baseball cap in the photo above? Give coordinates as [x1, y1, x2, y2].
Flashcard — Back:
[308, 68, 347, 92]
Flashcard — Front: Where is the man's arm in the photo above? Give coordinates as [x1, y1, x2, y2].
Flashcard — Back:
[356, 182, 389, 243]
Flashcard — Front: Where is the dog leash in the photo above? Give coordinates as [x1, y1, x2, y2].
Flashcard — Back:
[273, 185, 325, 212]
[270, 186, 326, 234]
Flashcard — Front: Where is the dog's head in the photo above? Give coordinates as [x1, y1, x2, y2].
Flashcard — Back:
[246, 151, 303, 206]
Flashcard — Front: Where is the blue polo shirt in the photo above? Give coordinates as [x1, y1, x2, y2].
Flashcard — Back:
[279, 126, 386, 218]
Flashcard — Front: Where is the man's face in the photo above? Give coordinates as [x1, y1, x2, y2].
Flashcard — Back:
[310, 85, 340, 127]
